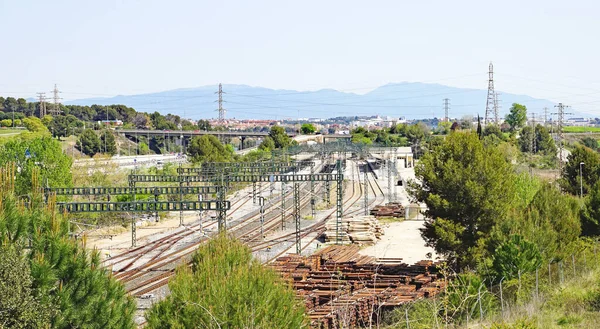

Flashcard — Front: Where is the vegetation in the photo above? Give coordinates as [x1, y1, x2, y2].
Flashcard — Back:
[187, 134, 234, 163]
[269, 125, 292, 149]
[77, 128, 102, 156]
[563, 126, 600, 133]
[0, 166, 135, 328]
[300, 123, 316, 134]
[145, 234, 307, 328]
[505, 103, 528, 132]
[0, 135, 72, 196]
[408, 132, 517, 268]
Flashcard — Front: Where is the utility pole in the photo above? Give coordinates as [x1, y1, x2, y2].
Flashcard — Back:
[37, 92, 47, 118]
[443, 98, 450, 122]
[485, 62, 497, 126]
[364, 164, 369, 216]
[51, 84, 62, 115]
[216, 83, 226, 123]
[553, 103, 572, 173]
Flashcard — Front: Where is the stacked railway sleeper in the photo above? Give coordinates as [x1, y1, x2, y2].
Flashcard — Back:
[270, 245, 444, 329]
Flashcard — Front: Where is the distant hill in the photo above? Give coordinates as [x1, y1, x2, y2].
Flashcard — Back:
[65, 83, 566, 120]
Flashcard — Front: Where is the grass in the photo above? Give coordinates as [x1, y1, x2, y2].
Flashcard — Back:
[0, 128, 24, 138]
[563, 126, 600, 133]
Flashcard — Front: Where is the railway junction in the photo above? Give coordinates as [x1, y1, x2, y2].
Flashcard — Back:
[47, 144, 437, 327]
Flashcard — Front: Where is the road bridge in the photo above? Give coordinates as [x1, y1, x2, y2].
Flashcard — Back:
[116, 129, 350, 150]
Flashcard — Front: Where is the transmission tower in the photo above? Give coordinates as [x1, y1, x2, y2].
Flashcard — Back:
[494, 92, 501, 125]
[530, 112, 536, 153]
[36, 92, 47, 118]
[485, 62, 497, 125]
[51, 84, 62, 115]
[553, 103, 572, 173]
[443, 98, 450, 122]
[215, 83, 226, 122]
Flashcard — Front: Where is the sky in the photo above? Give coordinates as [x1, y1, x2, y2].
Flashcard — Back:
[1, 0, 600, 115]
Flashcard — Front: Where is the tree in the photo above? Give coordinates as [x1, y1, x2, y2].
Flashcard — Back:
[560, 145, 600, 196]
[269, 126, 291, 149]
[132, 113, 150, 129]
[581, 137, 598, 150]
[492, 235, 542, 281]
[187, 135, 233, 163]
[581, 181, 600, 236]
[0, 118, 12, 127]
[145, 234, 307, 328]
[22, 116, 49, 133]
[505, 103, 527, 132]
[483, 124, 503, 140]
[300, 123, 316, 134]
[100, 129, 117, 155]
[518, 126, 535, 153]
[0, 245, 52, 327]
[259, 136, 275, 151]
[0, 170, 135, 328]
[0, 136, 73, 196]
[197, 119, 211, 131]
[408, 132, 517, 268]
[498, 183, 581, 261]
[535, 124, 556, 155]
[77, 129, 102, 157]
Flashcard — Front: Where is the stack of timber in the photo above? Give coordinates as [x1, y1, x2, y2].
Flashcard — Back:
[370, 202, 405, 218]
[322, 216, 383, 245]
[270, 245, 445, 329]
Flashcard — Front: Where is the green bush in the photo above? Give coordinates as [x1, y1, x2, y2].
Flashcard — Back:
[145, 233, 307, 328]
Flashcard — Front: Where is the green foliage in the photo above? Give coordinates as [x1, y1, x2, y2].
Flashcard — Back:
[488, 319, 538, 329]
[560, 145, 600, 196]
[437, 121, 452, 135]
[492, 235, 542, 281]
[300, 123, 316, 134]
[505, 103, 528, 132]
[258, 135, 275, 151]
[581, 136, 598, 150]
[0, 175, 135, 328]
[145, 233, 307, 329]
[22, 116, 49, 134]
[269, 125, 292, 149]
[445, 273, 498, 323]
[0, 136, 72, 196]
[409, 132, 517, 268]
[188, 135, 233, 163]
[519, 126, 534, 152]
[1, 118, 12, 127]
[77, 129, 102, 156]
[197, 119, 211, 131]
[0, 245, 52, 328]
[138, 141, 150, 155]
[581, 181, 600, 236]
[50, 114, 83, 138]
[535, 124, 556, 155]
[484, 124, 504, 140]
[100, 129, 117, 155]
[493, 183, 581, 262]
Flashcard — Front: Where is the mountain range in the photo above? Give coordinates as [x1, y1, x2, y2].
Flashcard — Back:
[65, 83, 573, 120]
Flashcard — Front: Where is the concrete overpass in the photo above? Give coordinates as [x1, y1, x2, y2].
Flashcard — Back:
[116, 129, 351, 150]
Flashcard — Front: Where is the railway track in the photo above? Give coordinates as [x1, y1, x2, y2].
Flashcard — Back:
[108, 158, 391, 316]
[115, 162, 332, 294]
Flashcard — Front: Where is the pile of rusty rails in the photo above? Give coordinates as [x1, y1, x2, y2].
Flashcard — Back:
[270, 245, 444, 329]
[370, 202, 405, 218]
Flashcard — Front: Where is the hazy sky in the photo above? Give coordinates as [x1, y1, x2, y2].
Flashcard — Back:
[1, 0, 599, 114]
